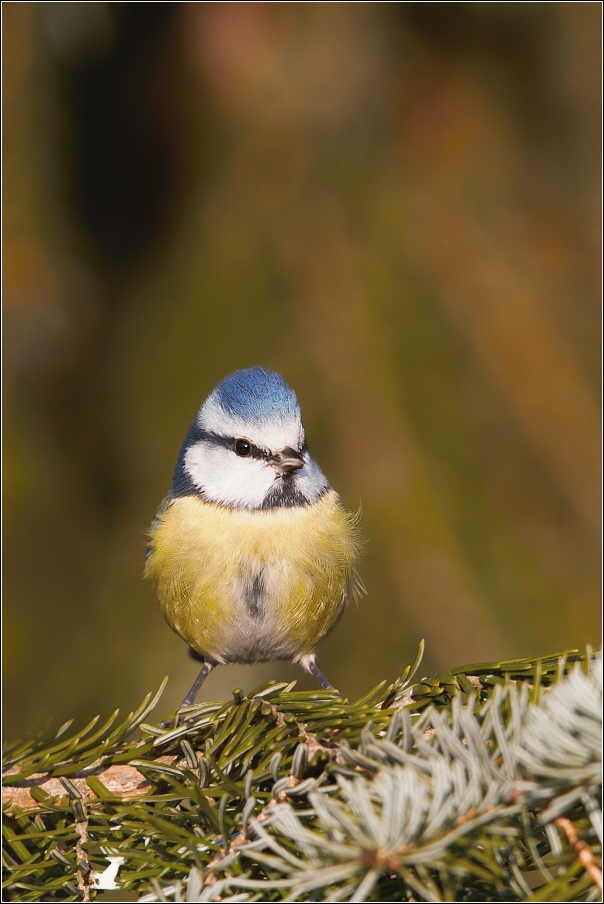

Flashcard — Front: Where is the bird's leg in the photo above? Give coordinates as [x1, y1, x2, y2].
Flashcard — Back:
[181, 658, 214, 707]
[160, 655, 216, 728]
[301, 654, 340, 694]
[307, 660, 335, 691]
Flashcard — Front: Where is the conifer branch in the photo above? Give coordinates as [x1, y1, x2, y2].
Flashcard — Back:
[3, 649, 600, 902]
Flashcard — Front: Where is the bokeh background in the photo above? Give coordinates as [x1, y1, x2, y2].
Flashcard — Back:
[3, 2, 601, 740]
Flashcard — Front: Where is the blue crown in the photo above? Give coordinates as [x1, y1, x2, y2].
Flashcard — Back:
[211, 367, 300, 424]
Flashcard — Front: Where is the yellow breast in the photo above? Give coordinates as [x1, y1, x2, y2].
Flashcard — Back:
[145, 490, 361, 664]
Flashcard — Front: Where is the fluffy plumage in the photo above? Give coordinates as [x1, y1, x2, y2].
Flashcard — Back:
[145, 367, 362, 696]
[146, 491, 361, 664]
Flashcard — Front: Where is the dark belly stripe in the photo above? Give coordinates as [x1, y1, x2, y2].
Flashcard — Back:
[246, 572, 265, 618]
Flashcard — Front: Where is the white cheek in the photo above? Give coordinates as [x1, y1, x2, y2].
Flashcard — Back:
[184, 444, 275, 508]
[297, 456, 330, 499]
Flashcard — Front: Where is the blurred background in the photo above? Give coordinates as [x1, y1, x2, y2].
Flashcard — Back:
[3, 2, 601, 740]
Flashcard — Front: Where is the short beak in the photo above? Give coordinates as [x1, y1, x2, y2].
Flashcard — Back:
[273, 448, 305, 476]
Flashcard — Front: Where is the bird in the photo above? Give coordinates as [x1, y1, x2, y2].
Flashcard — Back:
[145, 366, 362, 708]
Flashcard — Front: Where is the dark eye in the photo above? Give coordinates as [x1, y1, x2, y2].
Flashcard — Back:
[235, 439, 252, 457]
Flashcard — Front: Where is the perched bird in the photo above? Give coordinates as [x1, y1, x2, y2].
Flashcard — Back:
[145, 367, 362, 706]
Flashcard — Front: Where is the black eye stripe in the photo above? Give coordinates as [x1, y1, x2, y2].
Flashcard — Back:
[233, 440, 266, 460]
[189, 428, 310, 463]
[194, 429, 267, 459]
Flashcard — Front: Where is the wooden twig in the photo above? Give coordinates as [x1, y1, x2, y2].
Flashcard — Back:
[2, 756, 179, 812]
[555, 816, 603, 891]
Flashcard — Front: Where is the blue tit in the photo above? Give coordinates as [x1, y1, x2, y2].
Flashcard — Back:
[145, 367, 363, 706]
